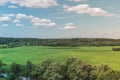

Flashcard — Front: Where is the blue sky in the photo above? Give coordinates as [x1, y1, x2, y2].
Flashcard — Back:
[0, 0, 120, 38]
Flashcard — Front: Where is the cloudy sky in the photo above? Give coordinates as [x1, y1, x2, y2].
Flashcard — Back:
[0, 0, 120, 38]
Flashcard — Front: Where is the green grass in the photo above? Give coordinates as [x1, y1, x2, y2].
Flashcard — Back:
[0, 46, 120, 70]
[0, 78, 6, 80]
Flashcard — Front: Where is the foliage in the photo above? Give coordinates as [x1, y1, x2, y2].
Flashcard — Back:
[1, 38, 120, 48]
[97, 70, 120, 80]
[112, 47, 120, 51]
[0, 58, 120, 80]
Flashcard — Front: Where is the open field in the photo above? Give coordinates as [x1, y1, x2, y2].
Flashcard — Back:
[0, 46, 120, 70]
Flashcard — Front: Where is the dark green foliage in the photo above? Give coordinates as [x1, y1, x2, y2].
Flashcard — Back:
[0, 60, 2, 73]
[66, 58, 83, 80]
[7, 63, 22, 80]
[65, 58, 106, 80]
[26, 61, 33, 77]
[0, 60, 7, 73]
[0, 45, 7, 49]
[97, 70, 120, 80]
[44, 62, 65, 80]
[1, 37, 120, 48]
[31, 58, 114, 80]
[10, 63, 21, 77]
[1, 58, 120, 80]
[8, 73, 17, 80]
[31, 59, 66, 80]
[112, 47, 120, 51]
[0, 60, 2, 69]
[31, 59, 53, 80]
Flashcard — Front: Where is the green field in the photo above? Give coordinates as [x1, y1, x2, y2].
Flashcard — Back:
[0, 46, 120, 70]
[0, 78, 6, 80]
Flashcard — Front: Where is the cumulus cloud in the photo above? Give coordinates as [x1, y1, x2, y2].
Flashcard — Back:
[16, 13, 28, 19]
[13, 19, 21, 23]
[33, 22, 56, 27]
[0, 14, 15, 22]
[0, 13, 57, 27]
[63, 23, 76, 30]
[0, 0, 58, 8]
[63, 4, 118, 17]
[31, 17, 56, 27]
[0, 13, 76, 30]
[0, 16, 11, 22]
[8, 5, 18, 8]
[16, 24, 24, 27]
[1, 14, 15, 17]
[15, 13, 56, 27]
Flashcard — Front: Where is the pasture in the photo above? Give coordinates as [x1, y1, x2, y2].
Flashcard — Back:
[0, 46, 120, 70]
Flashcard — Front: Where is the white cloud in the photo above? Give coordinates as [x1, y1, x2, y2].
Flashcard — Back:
[64, 4, 118, 17]
[0, 0, 57, 8]
[31, 18, 56, 27]
[68, 0, 86, 2]
[0, 16, 11, 22]
[0, 0, 8, 5]
[33, 22, 56, 27]
[16, 24, 24, 27]
[63, 23, 76, 30]
[0, 13, 57, 27]
[1, 14, 15, 17]
[1, 24, 8, 27]
[16, 13, 28, 19]
[13, 19, 21, 23]
[8, 5, 18, 8]
[15, 13, 56, 27]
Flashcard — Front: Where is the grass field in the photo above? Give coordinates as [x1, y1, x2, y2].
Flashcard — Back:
[0, 78, 6, 80]
[0, 46, 120, 70]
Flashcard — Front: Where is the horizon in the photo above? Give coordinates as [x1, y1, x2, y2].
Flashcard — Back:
[0, 37, 120, 40]
[0, 0, 120, 39]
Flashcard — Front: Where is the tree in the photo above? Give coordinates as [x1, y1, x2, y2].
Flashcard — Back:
[97, 70, 120, 80]
[8, 73, 17, 80]
[31, 59, 53, 80]
[0, 60, 2, 73]
[0, 60, 2, 69]
[66, 58, 83, 80]
[10, 63, 21, 76]
[44, 62, 65, 80]
[26, 61, 33, 77]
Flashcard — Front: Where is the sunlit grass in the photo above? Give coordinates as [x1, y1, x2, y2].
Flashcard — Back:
[0, 46, 120, 70]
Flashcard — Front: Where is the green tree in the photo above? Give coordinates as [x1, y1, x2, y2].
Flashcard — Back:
[66, 58, 83, 80]
[10, 63, 21, 77]
[97, 70, 120, 80]
[44, 62, 65, 80]
[0, 60, 2, 73]
[31, 59, 53, 80]
[26, 61, 33, 77]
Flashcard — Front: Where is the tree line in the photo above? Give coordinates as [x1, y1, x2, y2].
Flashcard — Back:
[0, 58, 120, 80]
[1, 37, 120, 48]
[112, 47, 120, 51]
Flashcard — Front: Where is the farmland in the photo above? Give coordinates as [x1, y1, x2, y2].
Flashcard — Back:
[0, 46, 120, 70]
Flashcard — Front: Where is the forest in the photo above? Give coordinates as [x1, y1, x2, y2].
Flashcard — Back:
[0, 37, 120, 48]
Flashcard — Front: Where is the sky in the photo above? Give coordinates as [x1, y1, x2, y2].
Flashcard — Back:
[0, 0, 120, 39]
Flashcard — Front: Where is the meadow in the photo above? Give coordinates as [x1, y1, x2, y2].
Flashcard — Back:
[0, 46, 120, 70]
